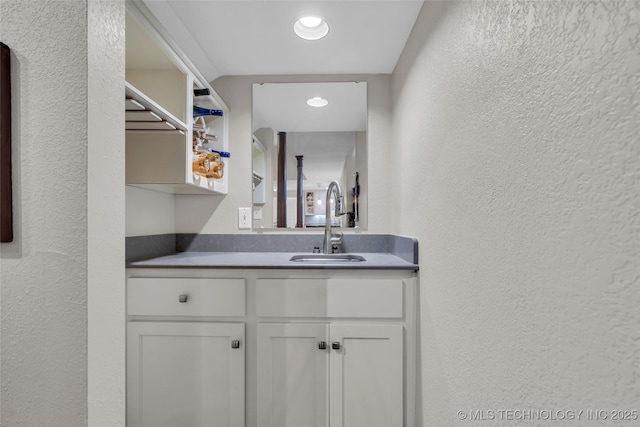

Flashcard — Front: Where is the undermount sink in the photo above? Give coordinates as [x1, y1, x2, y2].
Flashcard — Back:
[289, 254, 367, 263]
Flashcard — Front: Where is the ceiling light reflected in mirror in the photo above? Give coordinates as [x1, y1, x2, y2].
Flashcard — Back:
[307, 97, 329, 107]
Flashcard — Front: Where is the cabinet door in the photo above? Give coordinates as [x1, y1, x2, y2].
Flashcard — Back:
[127, 322, 244, 427]
[329, 325, 403, 427]
[257, 323, 329, 427]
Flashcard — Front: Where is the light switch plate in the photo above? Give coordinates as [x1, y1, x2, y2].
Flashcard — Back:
[238, 207, 251, 229]
[253, 206, 263, 220]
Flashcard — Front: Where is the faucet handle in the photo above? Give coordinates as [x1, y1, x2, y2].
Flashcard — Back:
[336, 196, 346, 216]
[330, 232, 343, 254]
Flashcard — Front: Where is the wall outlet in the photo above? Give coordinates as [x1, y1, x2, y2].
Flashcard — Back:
[238, 207, 251, 229]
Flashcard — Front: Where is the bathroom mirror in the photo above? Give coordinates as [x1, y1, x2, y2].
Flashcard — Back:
[252, 82, 367, 229]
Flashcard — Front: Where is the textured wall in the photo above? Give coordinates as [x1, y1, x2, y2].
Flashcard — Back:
[174, 74, 393, 234]
[392, 1, 639, 425]
[88, 0, 126, 425]
[0, 1, 89, 425]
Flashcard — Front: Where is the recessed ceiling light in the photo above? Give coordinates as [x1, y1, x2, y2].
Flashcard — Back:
[307, 96, 329, 107]
[294, 16, 329, 40]
[300, 16, 322, 28]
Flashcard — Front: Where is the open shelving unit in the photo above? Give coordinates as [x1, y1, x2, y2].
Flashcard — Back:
[125, 4, 229, 195]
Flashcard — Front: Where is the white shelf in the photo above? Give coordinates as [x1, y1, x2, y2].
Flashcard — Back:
[125, 5, 228, 195]
[125, 82, 187, 132]
[125, 98, 145, 110]
[126, 121, 177, 131]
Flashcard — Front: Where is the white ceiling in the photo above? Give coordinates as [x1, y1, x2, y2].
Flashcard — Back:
[142, 0, 425, 81]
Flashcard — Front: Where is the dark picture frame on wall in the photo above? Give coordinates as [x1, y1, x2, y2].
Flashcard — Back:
[1, 42, 13, 242]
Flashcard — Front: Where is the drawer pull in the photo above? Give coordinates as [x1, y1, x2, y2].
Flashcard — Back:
[318, 341, 327, 350]
[178, 294, 189, 303]
[332, 341, 341, 350]
[231, 340, 241, 349]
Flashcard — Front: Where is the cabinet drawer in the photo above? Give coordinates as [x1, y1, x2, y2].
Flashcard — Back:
[256, 278, 403, 318]
[128, 278, 245, 316]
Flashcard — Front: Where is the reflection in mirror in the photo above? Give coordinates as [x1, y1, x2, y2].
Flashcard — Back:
[252, 82, 367, 229]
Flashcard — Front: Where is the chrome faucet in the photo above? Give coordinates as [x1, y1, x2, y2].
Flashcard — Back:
[323, 181, 346, 254]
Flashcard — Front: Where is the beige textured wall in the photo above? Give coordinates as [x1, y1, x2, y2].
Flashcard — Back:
[0, 1, 89, 425]
[392, 1, 639, 425]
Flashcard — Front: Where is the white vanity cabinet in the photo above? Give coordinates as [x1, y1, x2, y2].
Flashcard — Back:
[257, 323, 402, 427]
[127, 277, 246, 427]
[257, 323, 329, 427]
[126, 268, 418, 427]
[255, 277, 406, 427]
[328, 324, 403, 427]
[127, 322, 245, 427]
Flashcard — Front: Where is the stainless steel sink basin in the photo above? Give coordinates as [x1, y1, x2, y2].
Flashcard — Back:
[289, 254, 366, 263]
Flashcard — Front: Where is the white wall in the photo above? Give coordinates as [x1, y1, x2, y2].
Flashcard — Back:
[88, 0, 126, 425]
[0, 1, 126, 426]
[0, 1, 88, 425]
[126, 186, 175, 237]
[174, 74, 392, 234]
[392, 1, 639, 425]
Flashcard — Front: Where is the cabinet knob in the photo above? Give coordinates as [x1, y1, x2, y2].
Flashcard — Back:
[178, 294, 189, 303]
[332, 341, 341, 350]
[231, 340, 241, 349]
[318, 341, 327, 350]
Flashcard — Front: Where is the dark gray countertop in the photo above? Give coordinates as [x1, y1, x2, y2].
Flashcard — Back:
[126, 251, 419, 270]
[126, 233, 419, 270]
